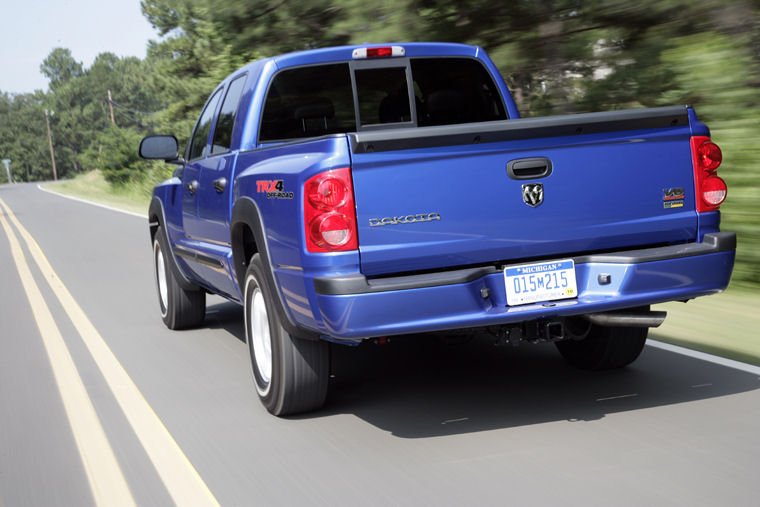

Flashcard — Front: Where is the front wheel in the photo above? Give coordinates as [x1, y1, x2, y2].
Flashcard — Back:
[555, 324, 647, 370]
[244, 254, 328, 416]
[153, 226, 205, 330]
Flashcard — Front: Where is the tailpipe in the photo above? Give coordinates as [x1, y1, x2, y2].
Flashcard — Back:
[582, 309, 667, 328]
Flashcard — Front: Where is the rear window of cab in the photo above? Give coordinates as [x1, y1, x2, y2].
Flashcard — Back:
[259, 58, 507, 143]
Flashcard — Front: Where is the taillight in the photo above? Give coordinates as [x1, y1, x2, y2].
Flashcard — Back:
[304, 168, 358, 252]
[690, 136, 727, 212]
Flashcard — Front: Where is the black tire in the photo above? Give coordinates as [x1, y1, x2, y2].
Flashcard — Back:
[556, 324, 647, 370]
[153, 226, 206, 330]
[244, 254, 328, 416]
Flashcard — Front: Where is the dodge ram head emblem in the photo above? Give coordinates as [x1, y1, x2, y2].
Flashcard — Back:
[522, 183, 544, 207]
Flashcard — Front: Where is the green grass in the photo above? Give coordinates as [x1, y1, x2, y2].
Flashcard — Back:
[42, 171, 760, 366]
[42, 170, 153, 216]
[651, 286, 760, 366]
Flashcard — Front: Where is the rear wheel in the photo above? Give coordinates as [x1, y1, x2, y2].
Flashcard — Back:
[555, 324, 647, 370]
[153, 226, 205, 330]
[244, 254, 328, 416]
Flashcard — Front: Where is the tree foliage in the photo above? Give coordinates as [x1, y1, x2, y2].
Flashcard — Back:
[0, 0, 758, 285]
[40, 48, 83, 91]
[0, 91, 50, 182]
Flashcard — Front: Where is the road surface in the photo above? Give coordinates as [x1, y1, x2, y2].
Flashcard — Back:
[1, 183, 758, 506]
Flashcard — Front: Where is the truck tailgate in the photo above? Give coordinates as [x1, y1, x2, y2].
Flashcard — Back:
[349, 107, 698, 276]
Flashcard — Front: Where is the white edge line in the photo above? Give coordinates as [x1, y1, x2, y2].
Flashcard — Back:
[647, 339, 760, 375]
[37, 184, 148, 219]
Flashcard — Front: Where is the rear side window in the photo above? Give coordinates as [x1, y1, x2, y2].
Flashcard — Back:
[188, 89, 223, 160]
[211, 75, 247, 155]
[259, 64, 355, 142]
[411, 58, 506, 126]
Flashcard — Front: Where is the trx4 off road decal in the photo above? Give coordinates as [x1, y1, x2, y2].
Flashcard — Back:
[257, 180, 294, 199]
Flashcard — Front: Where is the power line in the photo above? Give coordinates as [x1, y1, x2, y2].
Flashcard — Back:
[106, 96, 162, 116]
[104, 91, 161, 130]
[110, 105, 159, 130]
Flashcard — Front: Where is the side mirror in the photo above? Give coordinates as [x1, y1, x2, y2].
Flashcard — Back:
[139, 135, 180, 161]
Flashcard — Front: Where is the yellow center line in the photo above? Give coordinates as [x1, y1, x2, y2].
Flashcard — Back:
[0, 197, 219, 507]
[0, 203, 136, 507]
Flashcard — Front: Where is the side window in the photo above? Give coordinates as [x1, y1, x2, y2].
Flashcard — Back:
[259, 64, 355, 142]
[188, 88, 223, 161]
[211, 75, 247, 155]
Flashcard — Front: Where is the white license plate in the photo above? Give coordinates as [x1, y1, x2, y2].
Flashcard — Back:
[504, 259, 578, 306]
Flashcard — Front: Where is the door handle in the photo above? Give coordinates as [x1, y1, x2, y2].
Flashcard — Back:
[186, 180, 198, 194]
[213, 177, 227, 193]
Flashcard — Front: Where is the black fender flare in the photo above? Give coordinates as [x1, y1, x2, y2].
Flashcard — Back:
[148, 196, 202, 292]
[231, 197, 319, 341]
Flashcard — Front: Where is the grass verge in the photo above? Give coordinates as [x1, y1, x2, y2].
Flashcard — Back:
[651, 286, 760, 366]
[42, 170, 154, 216]
[40, 171, 760, 366]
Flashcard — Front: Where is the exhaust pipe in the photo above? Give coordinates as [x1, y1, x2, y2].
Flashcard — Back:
[582, 310, 667, 328]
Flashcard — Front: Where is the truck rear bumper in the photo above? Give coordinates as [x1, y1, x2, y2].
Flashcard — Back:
[312, 232, 736, 340]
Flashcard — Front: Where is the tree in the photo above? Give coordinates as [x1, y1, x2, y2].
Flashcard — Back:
[40, 48, 83, 91]
[35, 47, 167, 179]
[0, 92, 51, 182]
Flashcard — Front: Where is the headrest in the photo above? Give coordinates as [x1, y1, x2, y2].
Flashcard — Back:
[294, 98, 335, 120]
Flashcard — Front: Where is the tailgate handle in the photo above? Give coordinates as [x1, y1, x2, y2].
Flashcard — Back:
[507, 158, 552, 180]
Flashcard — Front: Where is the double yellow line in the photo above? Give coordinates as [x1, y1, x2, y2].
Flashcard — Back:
[0, 197, 219, 507]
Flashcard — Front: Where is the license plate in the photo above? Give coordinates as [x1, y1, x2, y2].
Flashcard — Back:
[504, 259, 578, 306]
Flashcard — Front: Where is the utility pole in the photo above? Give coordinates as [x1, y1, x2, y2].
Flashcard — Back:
[107, 89, 116, 125]
[45, 109, 58, 181]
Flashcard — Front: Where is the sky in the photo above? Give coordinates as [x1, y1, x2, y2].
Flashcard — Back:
[1, 0, 158, 94]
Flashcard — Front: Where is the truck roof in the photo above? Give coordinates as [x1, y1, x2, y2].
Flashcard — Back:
[246, 42, 484, 73]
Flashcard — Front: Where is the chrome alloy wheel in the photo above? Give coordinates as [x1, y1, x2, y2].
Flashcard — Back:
[153, 239, 168, 317]
[246, 279, 273, 396]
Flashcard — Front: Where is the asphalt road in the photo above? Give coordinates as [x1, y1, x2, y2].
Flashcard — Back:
[1, 182, 759, 506]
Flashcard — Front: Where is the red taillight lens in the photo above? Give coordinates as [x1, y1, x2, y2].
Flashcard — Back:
[690, 136, 727, 212]
[307, 176, 348, 209]
[304, 168, 358, 252]
[697, 141, 722, 171]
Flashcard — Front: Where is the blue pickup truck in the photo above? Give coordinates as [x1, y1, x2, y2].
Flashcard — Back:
[139, 42, 735, 416]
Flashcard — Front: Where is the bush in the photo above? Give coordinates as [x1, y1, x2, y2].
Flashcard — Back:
[81, 125, 151, 185]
